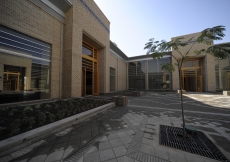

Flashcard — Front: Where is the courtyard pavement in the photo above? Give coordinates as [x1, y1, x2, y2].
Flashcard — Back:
[3, 92, 230, 162]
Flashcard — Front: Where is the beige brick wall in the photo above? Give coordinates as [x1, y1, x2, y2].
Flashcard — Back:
[109, 53, 127, 91]
[63, 0, 110, 97]
[0, 0, 63, 98]
[0, 0, 116, 99]
[171, 32, 215, 91]
[63, 7, 74, 98]
[84, 0, 110, 28]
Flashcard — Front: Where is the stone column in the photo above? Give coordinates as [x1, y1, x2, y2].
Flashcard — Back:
[219, 66, 223, 89]
[127, 63, 129, 90]
[145, 60, 148, 90]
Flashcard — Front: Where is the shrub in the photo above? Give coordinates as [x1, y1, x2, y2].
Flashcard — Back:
[0, 98, 110, 140]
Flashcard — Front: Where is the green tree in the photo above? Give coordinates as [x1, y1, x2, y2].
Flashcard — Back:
[144, 26, 230, 139]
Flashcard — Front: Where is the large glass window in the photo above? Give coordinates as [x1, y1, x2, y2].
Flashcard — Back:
[148, 57, 171, 90]
[128, 61, 146, 90]
[110, 67, 116, 92]
[215, 57, 230, 91]
[0, 26, 51, 104]
[82, 42, 93, 57]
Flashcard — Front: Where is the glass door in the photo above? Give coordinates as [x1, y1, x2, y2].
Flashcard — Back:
[82, 42, 99, 96]
[182, 58, 203, 92]
[196, 69, 202, 92]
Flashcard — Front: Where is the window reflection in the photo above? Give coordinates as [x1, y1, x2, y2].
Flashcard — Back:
[110, 67, 115, 91]
[148, 58, 171, 90]
[0, 54, 50, 104]
[128, 58, 171, 91]
[0, 26, 51, 104]
[128, 61, 146, 90]
[82, 43, 93, 57]
[215, 56, 230, 91]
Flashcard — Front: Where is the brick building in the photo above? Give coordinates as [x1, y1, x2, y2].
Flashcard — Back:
[0, 0, 229, 104]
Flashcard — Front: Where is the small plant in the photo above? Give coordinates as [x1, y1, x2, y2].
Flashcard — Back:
[36, 110, 46, 126]
[10, 119, 21, 136]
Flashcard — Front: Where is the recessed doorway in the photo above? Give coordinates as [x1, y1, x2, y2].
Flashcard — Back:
[181, 58, 203, 92]
[81, 41, 99, 96]
[86, 71, 92, 95]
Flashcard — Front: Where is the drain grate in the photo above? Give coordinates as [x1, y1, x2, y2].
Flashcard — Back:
[159, 125, 229, 162]
[127, 151, 170, 162]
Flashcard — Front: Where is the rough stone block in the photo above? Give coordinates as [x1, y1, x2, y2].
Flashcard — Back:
[117, 96, 127, 106]
[132, 91, 141, 97]
[112, 96, 127, 106]
[112, 96, 118, 102]
[177, 90, 186, 94]
[223, 91, 230, 96]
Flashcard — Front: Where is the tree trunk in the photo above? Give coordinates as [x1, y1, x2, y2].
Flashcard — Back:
[179, 68, 186, 139]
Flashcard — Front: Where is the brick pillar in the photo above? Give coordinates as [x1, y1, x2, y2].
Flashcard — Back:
[63, 7, 82, 98]
[63, 7, 73, 98]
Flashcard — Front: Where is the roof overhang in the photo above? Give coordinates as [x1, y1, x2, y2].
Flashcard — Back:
[41, 0, 72, 17]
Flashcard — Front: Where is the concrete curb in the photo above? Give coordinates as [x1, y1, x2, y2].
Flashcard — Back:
[0, 102, 115, 157]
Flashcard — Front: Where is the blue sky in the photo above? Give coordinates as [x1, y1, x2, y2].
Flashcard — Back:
[94, 0, 230, 57]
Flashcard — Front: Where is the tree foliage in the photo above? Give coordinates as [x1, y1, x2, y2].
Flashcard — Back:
[144, 25, 230, 139]
[145, 25, 230, 70]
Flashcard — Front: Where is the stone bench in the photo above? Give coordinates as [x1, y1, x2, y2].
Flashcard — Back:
[112, 96, 128, 106]
[223, 91, 230, 96]
[132, 91, 142, 97]
[177, 90, 186, 94]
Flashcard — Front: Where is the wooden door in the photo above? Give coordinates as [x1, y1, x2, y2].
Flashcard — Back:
[82, 67, 86, 96]
[92, 71, 100, 95]
[196, 68, 202, 92]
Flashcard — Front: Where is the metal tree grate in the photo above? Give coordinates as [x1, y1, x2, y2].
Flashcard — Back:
[159, 125, 229, 162]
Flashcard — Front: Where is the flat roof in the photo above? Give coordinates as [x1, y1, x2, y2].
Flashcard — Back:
[110, 41, 128, 60]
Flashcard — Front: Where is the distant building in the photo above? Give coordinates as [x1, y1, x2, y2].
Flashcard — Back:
[0, 0, 229, 104]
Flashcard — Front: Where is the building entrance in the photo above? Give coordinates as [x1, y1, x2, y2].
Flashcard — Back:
[181, 58, 202, 92]
[81, 42, 99, 96]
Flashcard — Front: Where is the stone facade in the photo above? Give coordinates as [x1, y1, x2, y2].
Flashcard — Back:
[109, 53, 127, 91]
[171, 32, 216, 92]
[0, 0, 63, 99]
[63, 0, 110, 97]
[0, 0, 226, 105]
[0, 0, 112, 101]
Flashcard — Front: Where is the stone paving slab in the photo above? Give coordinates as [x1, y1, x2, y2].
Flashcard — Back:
[1, 92, 230, 162]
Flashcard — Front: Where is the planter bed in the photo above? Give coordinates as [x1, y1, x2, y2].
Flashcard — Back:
[0, 98, 111, 141]
[0, 102, 115, 158]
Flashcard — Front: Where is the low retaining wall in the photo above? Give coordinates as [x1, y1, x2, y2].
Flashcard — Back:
[0, 102, 115, 157]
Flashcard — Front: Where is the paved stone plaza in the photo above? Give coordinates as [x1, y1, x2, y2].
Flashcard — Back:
[3, 92, 230, 162]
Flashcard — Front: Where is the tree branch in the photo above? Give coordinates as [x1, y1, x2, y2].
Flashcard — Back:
[171, 54, 178, 62]
[185, 40, 196, 56]
[175, 48, 184, 58]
